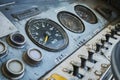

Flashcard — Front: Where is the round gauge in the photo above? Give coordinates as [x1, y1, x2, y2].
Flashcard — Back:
[26, 19, 69, 51]
[57, 11, 85, 33]
[74, 5, 98, 24]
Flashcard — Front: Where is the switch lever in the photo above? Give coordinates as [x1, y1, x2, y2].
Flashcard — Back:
[88, 49, 97, 63]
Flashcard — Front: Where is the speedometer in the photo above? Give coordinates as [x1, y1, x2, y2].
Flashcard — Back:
[26, 19, 69, 51]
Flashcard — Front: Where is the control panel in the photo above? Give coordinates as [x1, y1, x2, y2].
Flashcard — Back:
[42, 23, 120, 80]
[0, 0, 119, 80]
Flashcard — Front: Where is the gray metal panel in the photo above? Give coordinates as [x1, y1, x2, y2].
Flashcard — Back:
[0, 0, 110, 80]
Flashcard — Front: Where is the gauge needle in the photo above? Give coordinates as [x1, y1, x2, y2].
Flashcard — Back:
[44, 35, 49, 44]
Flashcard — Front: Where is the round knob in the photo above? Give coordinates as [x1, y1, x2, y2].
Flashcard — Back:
[2, 59, 25, 80]
[23, 48, 43, 66]
[0, 41, 7, 58]
[7, 32, 26, 48]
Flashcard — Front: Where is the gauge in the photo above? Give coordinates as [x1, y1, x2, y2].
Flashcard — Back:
[57, 11, 84, 33]
[26, 19, 69, 51]
[74, 5, 98, 24]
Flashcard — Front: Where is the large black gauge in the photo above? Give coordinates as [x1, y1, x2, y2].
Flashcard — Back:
[26, 19, 69, 51]
[74, 5, 98, 24]
[57, 11, 85, 33]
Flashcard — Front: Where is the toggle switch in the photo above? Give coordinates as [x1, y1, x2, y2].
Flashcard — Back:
[88, 48, 97, 63]
[70, 61, 84, 79]
[104, 33, 112, 45]
[79, 56, 87, 69]
[115, 23, 120, 31]
[101, 37, 106, 45]
[105, 33, 111, 42]
[70, 61, 80, 76]
[95, 40, 102, 52]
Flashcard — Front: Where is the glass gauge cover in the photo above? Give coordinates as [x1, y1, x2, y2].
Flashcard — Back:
[26, 19, 69, 51]
[74, 5, 98, 24]
[57, 11, 85, 33]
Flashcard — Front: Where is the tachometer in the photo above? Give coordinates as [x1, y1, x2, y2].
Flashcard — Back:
[74, 5, 98, 24]
[57, 11, 85, 33]
[26, 19, 69, 51]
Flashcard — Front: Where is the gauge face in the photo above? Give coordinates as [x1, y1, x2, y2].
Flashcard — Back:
[74, 5, 98, 24]
[57, 11, 85, 33]
[26, 19, 69, 51]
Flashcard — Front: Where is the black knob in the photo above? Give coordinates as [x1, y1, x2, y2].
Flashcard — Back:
[95, 40, 102, 52]
[110, 29, 117, 39]
[88, 50, 93, 60]
[70, 61, 80, 76]
[88, 49, 97, 63]
[115, 24, 120, 31]
[111, 29, 117, 35]
[73, 65, 79, 76]
[70, 61, 84, 79]
[100, 38, 108, 49]
[105, 33, 111, 42]
[80, 57, 86, 68]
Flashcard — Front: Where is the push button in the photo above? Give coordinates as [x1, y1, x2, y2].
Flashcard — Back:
[23, 48, 42, 66]
[7, 32, 26, 48]
[0, 41, 7, 58]
[2, 59, 25, 80]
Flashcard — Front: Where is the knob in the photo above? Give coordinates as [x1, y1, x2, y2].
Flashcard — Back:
[7, 32, 26, 48]
[23, 48, 43, 66]
[111, 29, 117, 35]
[105, 33, 112, 45]
[105, 33, 111, 42]
[2, 59, 25, 80]
[101, 37, 106, 45]
[115, 24, 120, 31]
[70, 61, 80, 76]
[95, 40, 102, 52]
[70, 61, 84, 79]
[110, 29, 117, 39]
[0, 41, 7, 58]
[80, 57, 87, 68]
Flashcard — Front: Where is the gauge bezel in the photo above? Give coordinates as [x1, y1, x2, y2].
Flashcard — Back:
[74, 5, 98, 24]
[57, 11, 85, 33]
[26, 18, 69, 52]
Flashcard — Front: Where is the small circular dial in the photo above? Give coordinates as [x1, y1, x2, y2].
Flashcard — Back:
[74, 5, 98, 24]
[26, 19, 69, 51]
[57, 11, 84, 33]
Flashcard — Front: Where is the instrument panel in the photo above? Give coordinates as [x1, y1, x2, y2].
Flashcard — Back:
[0, 0, 119, 80]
